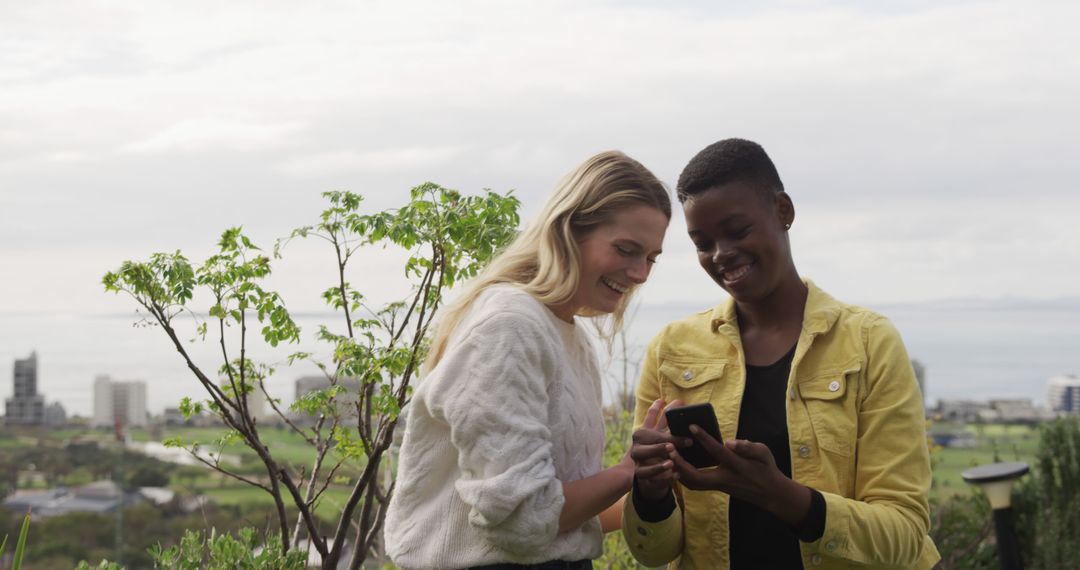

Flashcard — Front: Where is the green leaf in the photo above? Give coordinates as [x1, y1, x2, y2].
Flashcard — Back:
[13, 509, 30, 569]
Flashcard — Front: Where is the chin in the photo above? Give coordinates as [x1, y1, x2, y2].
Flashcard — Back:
[591, 300, 619, 315]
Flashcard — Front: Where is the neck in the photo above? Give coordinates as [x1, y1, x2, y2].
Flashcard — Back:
[735, 273, 808, 332]
[546, 301, 577, 324]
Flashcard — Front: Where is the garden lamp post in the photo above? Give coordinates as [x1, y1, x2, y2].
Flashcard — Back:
[961, 461, 1029, 570]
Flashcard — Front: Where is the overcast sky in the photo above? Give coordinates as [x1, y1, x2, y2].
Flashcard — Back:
[3, 0, 1079, 319]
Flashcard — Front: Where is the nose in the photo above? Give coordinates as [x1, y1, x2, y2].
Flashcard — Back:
[626, 257, 650, 284]
[711, 243, 734, 265]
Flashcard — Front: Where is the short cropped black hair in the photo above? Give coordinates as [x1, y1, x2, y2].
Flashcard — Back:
[676, 138, 784, 204]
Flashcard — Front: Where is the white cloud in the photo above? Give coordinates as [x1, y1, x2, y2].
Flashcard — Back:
[1, 0, 1079, 313]
[121, 118, 306, 153]
[279, 146, 464, 178]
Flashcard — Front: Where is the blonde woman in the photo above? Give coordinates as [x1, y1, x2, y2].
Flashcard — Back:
[385, 151, 671, 570]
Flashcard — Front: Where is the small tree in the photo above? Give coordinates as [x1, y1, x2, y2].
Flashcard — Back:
[103, 185, 520, 568]
[1024, 417, 1080, 569]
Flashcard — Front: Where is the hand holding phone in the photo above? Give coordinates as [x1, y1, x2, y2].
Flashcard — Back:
[664, 402, 723, 468]
[630, 398, 682, 502]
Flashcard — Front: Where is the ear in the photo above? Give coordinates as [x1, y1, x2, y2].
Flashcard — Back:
[775, 192, 794, 229]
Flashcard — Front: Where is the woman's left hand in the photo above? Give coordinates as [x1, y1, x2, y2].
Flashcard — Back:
[670, 426, 811, 526]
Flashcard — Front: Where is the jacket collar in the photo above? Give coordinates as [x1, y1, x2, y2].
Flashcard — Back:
[708, 278, 842, 337]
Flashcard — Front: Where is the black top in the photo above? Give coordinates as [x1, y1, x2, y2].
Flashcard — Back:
[729, 345, 822, 568]
[632, 345, 826, 567]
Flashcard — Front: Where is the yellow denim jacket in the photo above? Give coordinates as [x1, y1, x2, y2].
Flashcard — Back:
[623, 280, 940, 569]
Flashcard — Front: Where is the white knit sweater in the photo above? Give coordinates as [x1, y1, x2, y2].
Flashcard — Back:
[384, 285, 605, 569]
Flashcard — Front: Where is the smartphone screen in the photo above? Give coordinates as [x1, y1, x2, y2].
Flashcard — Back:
[664, 402, 723, 468]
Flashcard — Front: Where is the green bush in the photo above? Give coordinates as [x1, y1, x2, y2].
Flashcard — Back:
[596, 408, 646, 570]
[933, 418, 1080, 570]
[146, 528, 306, 570]
[1024, 418, 1080, 569]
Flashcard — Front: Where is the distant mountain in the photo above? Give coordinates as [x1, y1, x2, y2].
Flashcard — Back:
[869, 297, 1080, 312]
[635, 296, 1080, 314]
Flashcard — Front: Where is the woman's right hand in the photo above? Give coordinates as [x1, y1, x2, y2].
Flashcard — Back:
[629, 398, 685, 502]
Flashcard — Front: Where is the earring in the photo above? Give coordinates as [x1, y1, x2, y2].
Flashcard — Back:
[784, 223, 791, 230]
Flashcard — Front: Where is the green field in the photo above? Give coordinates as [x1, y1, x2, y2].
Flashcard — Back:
[3, 425, 372, 523]
[129, 425, 340, 469]
[132, 426, 370, 520]
[929, 423, 1040, 499]
[183, 476, 357, 520]
[6, 422, 1042, 511]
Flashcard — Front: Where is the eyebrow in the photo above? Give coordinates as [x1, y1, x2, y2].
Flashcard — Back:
[617, 238, 663, 256]
[687, 214, 751, 234]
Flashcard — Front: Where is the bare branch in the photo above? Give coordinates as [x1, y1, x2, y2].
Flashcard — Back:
[332, 233, 355, 340]
[180, 446, 269, 491]
[389, 244, 439, 347]
[290, 440, 331, 549]
[325, 429, 393, 568]
[151, 304, 242, 428]
[310, 455, 349, 506]
[358, 479, 396, 568]
[217, 315, 245, 419]
[259, 379, 316, 446]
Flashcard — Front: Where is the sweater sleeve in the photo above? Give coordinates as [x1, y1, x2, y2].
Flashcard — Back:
[425, 309, 565, 556]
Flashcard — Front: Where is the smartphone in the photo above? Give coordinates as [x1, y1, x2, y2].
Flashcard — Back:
[664, 402, 723, 468]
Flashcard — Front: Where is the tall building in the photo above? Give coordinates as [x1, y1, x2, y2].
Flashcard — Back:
[911, 359, 927, 406]
[44, 402, 67, 426]
[5, 352, 45, 425]
[1048, 374, 1080, 415]
[294, 375, 362, 420]
[237, 379, 275, 423]
[92, 375, 148, 428]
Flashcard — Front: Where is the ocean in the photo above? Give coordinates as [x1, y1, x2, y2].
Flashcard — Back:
[2, 298, 1079, 417]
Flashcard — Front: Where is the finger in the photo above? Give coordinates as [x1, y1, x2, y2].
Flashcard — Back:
[655, 399, 682, 432]
[642, 399, 663, 430]
[654, 409, 669, 432]
[630, 442, 675, 463]
[635, 459, 675, 479]
[689, 425, 727, 457]
[727, 439, 773, 463]
[667, 447, 702, 486]
[632, 427, 677, 446]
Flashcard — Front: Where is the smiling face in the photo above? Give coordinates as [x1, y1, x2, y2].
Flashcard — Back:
[683, 180, 797, 304]
[554, 203, 668, 320]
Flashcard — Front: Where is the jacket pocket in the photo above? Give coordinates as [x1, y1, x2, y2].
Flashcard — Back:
[799, 360, 861, 458]
[658, 360, 726, 406]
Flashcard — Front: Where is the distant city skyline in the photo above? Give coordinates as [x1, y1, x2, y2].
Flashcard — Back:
[2, 0, 1079, 416]
[2, 297, 1078, 417]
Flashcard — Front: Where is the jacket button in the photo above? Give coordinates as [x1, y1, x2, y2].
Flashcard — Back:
[798, 445, 811, 458]
[810, 554, 822, 565]
[826, 540, 838, 551]
[637, 526, 648, 536]
[828, 380, 841, 392]
[682, 370, 694, 381]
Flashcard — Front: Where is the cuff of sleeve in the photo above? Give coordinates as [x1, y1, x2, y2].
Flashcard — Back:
[623, 486, 683, 567]
[632, 477, 676, 522]
[794, 487, 827, 542]
[816, 491, 853, 558]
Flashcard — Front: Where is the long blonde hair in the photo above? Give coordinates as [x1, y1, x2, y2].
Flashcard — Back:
[425, 150, 670, 370]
